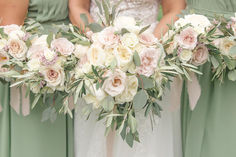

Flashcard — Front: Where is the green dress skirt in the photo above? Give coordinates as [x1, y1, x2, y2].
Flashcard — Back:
[0, 0, 74, 157]
[181, 1, 236, 157]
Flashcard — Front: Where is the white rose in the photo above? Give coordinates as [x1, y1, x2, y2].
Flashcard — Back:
[121, 33, 139, 48]
[32, 35, 49, 47]
[3, 24, 22, 35]
[8, 39, 27, 60]
[115, 75, 138, 103]
[74, 63, 92, 79]
[40, 66, 65, 90]
[87, 45, 106, 66]
[115, 45, 133, 70]
[184, 14, 211, 34]
[102, 69, 126, 97]
[104, 48, 116, 67]
[30, 83, 41, 94]
[114, 16, 136, 31]
[8, 30, 26, 40]
[179, 49, 193, 62]
[73, 44, 89, 59]
[27, 58, 41, 71]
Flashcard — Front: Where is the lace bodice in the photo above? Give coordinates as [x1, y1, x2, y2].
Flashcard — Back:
[90, 0, 160, 25]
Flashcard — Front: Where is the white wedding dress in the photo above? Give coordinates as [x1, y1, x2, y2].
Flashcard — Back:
[75, 0, 182, 157]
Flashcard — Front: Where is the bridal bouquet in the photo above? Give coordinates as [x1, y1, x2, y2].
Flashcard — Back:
[67, 0, 196, 147]
[206, 13, 236, 82]
[163, 14, 213, 78]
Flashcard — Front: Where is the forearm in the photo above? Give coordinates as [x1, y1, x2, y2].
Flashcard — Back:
[153, 10, 180, 39]
[69, 0, 93, 31]
[0, 0, 29, 25]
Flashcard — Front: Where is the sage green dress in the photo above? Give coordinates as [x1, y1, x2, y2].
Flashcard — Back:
[181, 1, 236, 157]
[0, 0, 74, 157]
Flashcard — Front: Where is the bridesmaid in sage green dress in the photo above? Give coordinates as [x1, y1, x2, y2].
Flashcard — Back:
[181, 0, 236, 157]
[0, 0, 74, 157]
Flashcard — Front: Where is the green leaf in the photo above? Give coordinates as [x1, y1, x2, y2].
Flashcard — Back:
[95, 0, 103, 14]
[133, 51, 141, 66]
[120, 122, 127, 140]
[138, 75, 155, 89]
[31, 94, 41, 109]
[228, 70, 236, 81]
[101, 96, 115, 112]
[133, 90, 148, 110]
[210, 56, 219, 68]
[128, 112, 137, 134]
[106, 116, 113, 127]
[88, 23, 103, 33]
[126, 131, 134, 147]
[229, 45, 236, 56]
[121, 28, 130, 35]
[80, 14, 89, 26]
[138, 25, 151, 35]
[46, 33, 54, 47]
[74, 81, 83, 104]
[102, 0, 110, 25]
[223, 56, 235, 70]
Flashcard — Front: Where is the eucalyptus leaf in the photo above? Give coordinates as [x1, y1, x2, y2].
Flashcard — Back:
[133, 51, 141, 66]
[88, 23, 103, 33]
[138, 75, 155, 89]
[133, 90, 148, 110]
[229, 45, 236, 56]
[80, 14, 89, 26]
[126, 131, 134, 147]
[101, 96, 115, 112]
[31, 94, 41, 109]
[128, 113, 137, 133]
[228, 70, 236, 81]
[102, 0, 110, 25]
[210, 56, 219, 68]
[46, 33, 54, 47]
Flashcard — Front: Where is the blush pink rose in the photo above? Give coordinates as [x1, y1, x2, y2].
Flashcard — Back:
[139, 32, 157, 46]
[98, 27, 120, 47]
[192, 44, 209, 66]
[136, 48, 160, 77]
[175, 27, 198, 50]
[40, 66, 65, 89]
[8, 39, 27, 60]
[51, 38, 74, 56]
[102, 69, 126, 97]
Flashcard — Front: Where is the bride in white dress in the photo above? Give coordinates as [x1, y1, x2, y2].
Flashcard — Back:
[68, 0, 186, 156]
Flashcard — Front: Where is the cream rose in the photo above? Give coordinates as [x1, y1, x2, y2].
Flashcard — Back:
[32, 35, 49, 47]
[8, 39, 27, 60]
[27, 58, 41, 71]
[115, 44, 133, 70]
[175, 27, 198, 50]
[139, 32, 157, 46]
[102, 69, 126, 97]
[74, 55, 92, 78]
[192, 44, 209, 65]
[115, 75, 138, 103]
[73, 44, 89, 59]
[0, 50, 9, 65]
[87, 45, 106, 66]
[121, 33, 139, 48]
[51, 38, 74, 56]
[179, 49, 193, 62]
[40, 66, 65, 90]
[219, 38, 236, 56]
[98, 27, 120, 47]
[136, 48, 160, 77]
[84, 82, 106, 109]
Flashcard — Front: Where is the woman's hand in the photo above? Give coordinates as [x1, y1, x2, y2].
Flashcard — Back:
[69, 0, 94, 32]
[154, 0, 186, 39]
[0, 0, 29, 25]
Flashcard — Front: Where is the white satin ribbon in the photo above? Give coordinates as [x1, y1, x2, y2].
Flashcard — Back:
[170, 72, 201, 111]
[10, 86, 30, 116]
